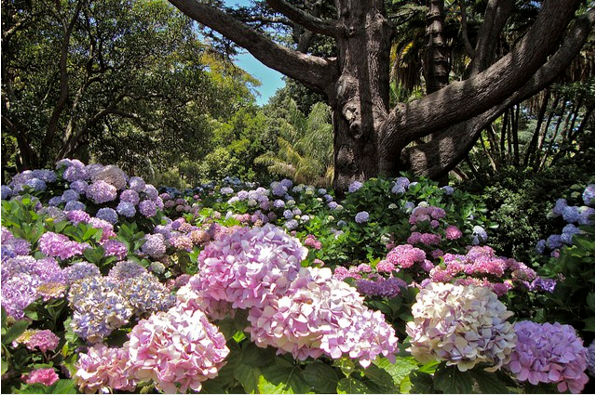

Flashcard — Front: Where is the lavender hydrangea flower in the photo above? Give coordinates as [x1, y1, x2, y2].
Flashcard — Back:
[407, 283, 516, 372]
[578, 206, 595, 225]
[561, 224, 582, 245]
[25, 178, 47, 191]
[355, 211, 370, 224]
[63, 262, 101, 285]
[86, 181, 118, 204]
[471, 225, 488, 245]
[587, 341, 595, 377]
[356, 277, 407, 298]
[505, 321, 588, 393]
[68, 276, 133, 343]
[138, 200, 157, 217]
[284, 219, 298, 230]
[60, 159, 88, 182]
[583, 184, 595, 206]
[128, 176, 146, 192]
[38, 232, 90, 260]
[119, 189, 140, 205]
[273, 199, 285, 208]
[91, 165, 127, 190]
[102, 239, 127, 260]
[118, 273, 176, 315]
[348, 181, 363, 193]
[547, 234, 563, 250]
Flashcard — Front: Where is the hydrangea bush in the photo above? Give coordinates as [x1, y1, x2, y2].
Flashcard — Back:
[1, 160, 592, 394]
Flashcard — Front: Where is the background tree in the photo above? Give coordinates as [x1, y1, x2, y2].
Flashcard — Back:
[168, 0, 595, 192]
[1, 0, 257, 180]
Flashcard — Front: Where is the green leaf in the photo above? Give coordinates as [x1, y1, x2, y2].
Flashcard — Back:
[433, 365, 474, 394]
[336, 377, 373, 394]
[468, 369, 510, 394]
[1, 358, 8, 375]
[258, 362, 310, 394]
[49, 379, 77, 394]
[372, 356, 419, 391]
[234, 363, 261, 394]
[583, 317, 595, 332]
[587, 293, 595, 313]
[408, 371, 437, 394]
[241, 342, 275, 368]
[303, 361, 339, 394]
[3, 319, 29, 345]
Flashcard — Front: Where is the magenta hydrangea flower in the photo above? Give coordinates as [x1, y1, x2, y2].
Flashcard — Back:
[126, 306, 229, 394]
[102, 239, 128, 260]
[22, 368, 59, 386]
[75, 343, 136, 393]
[505, 321, 588, 393]
[38, 232, 90, 260]
[194, 224, 307, 310]
[407, 283, 516, 372]
[247, 267, 399, 367]
[386, 244, 426, 269]
[445, 225, 463, 240]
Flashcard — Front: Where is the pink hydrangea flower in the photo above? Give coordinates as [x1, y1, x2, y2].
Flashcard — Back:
[38, 232, 90, 260]
[75, 343, 136, 393]
[247, 267, 399, 368]
[126, 306, 229, 394]
[386, 244, 426, 269]
[194, 224, 307, 309]
[22, 368, 59, 386]
[14, 329, 60, 353]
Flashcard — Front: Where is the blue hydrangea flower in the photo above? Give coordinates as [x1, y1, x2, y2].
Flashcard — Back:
[355, 211, 370, 224]
[562, 206, 581, 224]
[96, 208, 118, 224]
[283, 210, 294, 219]
[25, 178, 46, 191]
[273, 199, 285, 209]
[1, 185, 11, 200]
[48, 196, 62, 206]
[583, 185, 595, 206]
[391, 184, 406, 194]
[116, 201, 136, 218]
[553, 198, 568, 217]
[546, 234, 563, 249]
[284, 219, 298, 230]
[441, 186, 455, 195]
[64, 200, 86, 211]
[280, 179, 293, 189]
[536, 239, 546, 254]
[61, 189, 80, 202]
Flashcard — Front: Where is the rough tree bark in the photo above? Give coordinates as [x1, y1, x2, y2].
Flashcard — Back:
[168, 0, 593, 192]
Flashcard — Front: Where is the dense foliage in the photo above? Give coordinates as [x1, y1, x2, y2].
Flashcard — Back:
[2, 160, 595, 394]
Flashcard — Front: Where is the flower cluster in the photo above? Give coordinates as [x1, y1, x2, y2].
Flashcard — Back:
[13, 329, 60, 353]
[21, 368, 59, 386]
[247, 267, 399, 367]
[38, 232, 90, 260]
[385, 244, 430, 270]
[194, 224, 307, 310]
[75, 344, 137, 393]
[1, 255, 66, 318]
[407, 283, 516, 372]
[505, 321, 588, 393]
[428, 246, 542, 296]
[126, 306, 229, 393]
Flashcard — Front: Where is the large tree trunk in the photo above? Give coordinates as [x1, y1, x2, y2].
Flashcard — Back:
[330, 0, 391, 192]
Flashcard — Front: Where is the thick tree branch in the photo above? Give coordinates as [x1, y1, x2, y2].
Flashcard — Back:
[400, 7, 595, 179]
[42, 1, 83, 156]
[380, 0, 582, 154]
[168, 0, 337, 94]
[265, 0, 338, 36]
[470, 0, 514, 75]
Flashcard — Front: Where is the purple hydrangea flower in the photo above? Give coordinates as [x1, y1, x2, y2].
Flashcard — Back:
[391, 184, 406, 194]
[96, 208, 118, 224]
[280, 179, 293, 189]
[87, 181, 118, 204]
[578, 206, 595, 225]
[355, 211, 370, 224]
[63, 262, 101, 285]
[103, 239, 127, 260]
[546, 234, 563, 250]
[64, 200, 86, 211]
[587, 340, 595, 377]
[506, 321, 588, 393]
[116, 201, 136, 218]
[60, 159, 88, 182]
[441, 185, 455, 195]
[138, 200, 157, 217]
[285, 219, 298, 230]
[25, 178, 47, 191]
[530, 277, 557, 293]
[356, 277, 407, 298]
[31, 169, 57, 183]
[61, 189, 80, 202]
[120, 189, 140, 205]
[561, 224, 582, 245]
[536, 239, 546, 254]
[472, 225, 488, 245]
[48, 196, 62, 206]
[141, 234, 166, 258]
[69, 180, 89, 194]
[562, 205, 581, 224]
[273, 199, 285, 209]
[66, 209, 91, 225]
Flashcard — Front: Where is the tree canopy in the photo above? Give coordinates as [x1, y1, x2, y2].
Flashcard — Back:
[168, 0, 595, 191]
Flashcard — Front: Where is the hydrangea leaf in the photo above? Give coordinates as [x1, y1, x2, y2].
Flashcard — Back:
[233, 362, 261, 394]
[370, 356, 419, 391]
[336, 377, 374, 394]
[433, 365, 474, 394]
[468, 369, 510, 394]
[303, 361, 339, 393]
[48, 379, 77, 394]
[258, 363, 309, 394]
[2, 319, 29, 345]
[241, 342, 276, 368]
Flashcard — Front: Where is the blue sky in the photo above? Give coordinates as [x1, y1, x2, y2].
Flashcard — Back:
[223, 0, 285, 106]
